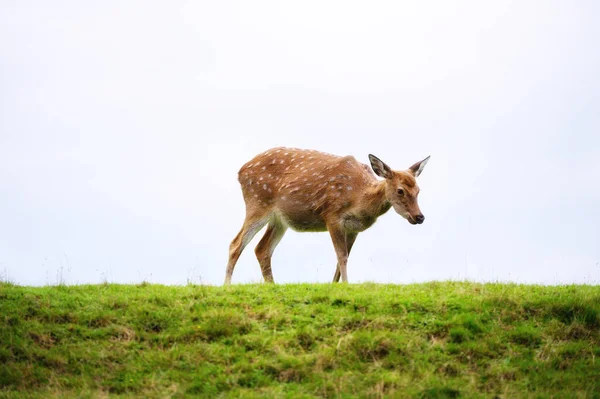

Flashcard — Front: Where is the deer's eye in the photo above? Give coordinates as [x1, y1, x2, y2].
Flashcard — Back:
[397, 188, 404, 196]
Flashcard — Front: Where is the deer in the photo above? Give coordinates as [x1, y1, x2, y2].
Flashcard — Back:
[224, 147, 430, 284]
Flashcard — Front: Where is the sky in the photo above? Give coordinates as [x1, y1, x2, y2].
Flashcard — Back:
[1, 1, 599, 286]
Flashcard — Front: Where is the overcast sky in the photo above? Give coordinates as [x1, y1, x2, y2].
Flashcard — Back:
[1, 1, 599, 286]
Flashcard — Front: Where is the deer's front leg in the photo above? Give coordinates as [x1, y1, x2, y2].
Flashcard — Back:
[333, 232, 357, 283]
[328, 227, 351, 283]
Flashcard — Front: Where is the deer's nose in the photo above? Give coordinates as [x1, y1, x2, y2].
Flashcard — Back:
[415, 214, 425, 224]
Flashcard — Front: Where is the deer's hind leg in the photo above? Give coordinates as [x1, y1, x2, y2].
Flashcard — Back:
[255, 218, 287, 283]
[225, 209, 270, 285]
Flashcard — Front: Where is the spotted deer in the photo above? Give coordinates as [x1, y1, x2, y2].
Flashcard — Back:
[225, 147, 430, 284]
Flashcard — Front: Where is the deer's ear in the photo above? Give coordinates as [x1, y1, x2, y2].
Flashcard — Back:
[408, 156, 430, 177]
[369, 154, 393, 179]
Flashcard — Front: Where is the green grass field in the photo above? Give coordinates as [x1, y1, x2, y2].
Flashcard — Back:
[1, 282, 599, 398]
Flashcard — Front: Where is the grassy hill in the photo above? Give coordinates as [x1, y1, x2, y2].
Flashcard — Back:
[0, 282, 599, 398]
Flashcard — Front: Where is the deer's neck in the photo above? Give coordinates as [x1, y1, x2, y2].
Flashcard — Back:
[363, 181, 391, 217]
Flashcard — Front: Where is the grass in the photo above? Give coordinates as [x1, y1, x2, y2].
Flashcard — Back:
[0, 281, 599, 398]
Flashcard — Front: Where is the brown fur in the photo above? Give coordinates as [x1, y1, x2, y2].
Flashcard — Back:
[225, 147, 429, 284]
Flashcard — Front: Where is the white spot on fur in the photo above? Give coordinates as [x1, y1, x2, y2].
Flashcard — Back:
[347, 186, 353, 190]
[261, 166, 266, 170]
[263, 184, 268, 190]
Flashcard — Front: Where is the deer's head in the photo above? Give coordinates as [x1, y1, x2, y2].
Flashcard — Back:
[368, 154, 430, 225]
